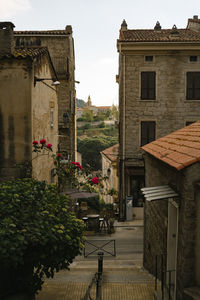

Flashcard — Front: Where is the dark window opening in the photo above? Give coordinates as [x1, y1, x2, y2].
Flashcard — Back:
[145, 56, 153, 62]
[141, 72, 156, 100]
[190, 56, 198, 62]
[186, 72, 200, 100]
[186, 121, 195, 126]
[130, 175, 145, 207]
[141, 121, 156, 146]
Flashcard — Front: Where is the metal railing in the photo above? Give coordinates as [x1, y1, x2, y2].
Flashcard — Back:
[84, 239, 116, 258]
[82, 252, 104, 300]
[155, 254, 176, 300]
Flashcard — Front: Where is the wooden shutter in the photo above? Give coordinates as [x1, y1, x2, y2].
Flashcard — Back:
[187, 72, 200, 100]
[141, 121, 156, 146]
[141, 72, 156, 100]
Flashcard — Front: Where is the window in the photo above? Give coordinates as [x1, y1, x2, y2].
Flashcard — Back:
[141, 72, 156, 100]
[190, 56, 197, 62]
[186, 72, 200, 100]
[141, 121, 156, 146]
[145, 56, 153, 62]
[186, 121, 195, 126]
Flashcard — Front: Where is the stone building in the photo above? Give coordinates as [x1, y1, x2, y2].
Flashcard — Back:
[141, 122, 200, 300]
[117, 16, 200, 220]
[14, 25, 77, 160]
[101, 144, 119, 204]
[0, 22, 58, 182]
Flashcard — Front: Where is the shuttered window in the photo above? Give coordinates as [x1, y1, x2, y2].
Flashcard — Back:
[141, 121, 156, 146]
[186, 72, 200, 100]
[141, 72, 156, 100]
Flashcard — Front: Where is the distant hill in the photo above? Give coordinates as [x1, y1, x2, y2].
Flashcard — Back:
[77, 98, 87, 108]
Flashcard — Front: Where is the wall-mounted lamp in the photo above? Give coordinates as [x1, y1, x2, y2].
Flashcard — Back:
[34, 76, 60, 87]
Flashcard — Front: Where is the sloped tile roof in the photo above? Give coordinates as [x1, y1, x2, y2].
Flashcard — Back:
[0, 47, 48, 59]
[142, 122, 200, 170]
[15, 30, 69, 35]
[119, 29, 200, 42]
[101, 144, 119, 162]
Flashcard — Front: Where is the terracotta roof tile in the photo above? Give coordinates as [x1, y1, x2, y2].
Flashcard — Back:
[101, 144, 119, 162]
[15, 30, 69, 35]
[0, 47, 48, 59]
[119, 28, 200, 43]
[142, 122, 200, 170]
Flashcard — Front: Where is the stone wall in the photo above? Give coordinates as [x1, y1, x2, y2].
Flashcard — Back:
[31, 54, 58, 183]
[144, 153, 199, 299]
[118, 47, 200, 216]
[14, 29, 76, 160]
[123, 53, 200, 159]
[0, 59, 32, 181]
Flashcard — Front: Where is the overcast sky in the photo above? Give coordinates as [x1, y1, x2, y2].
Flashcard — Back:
[0, 0, 200, 106]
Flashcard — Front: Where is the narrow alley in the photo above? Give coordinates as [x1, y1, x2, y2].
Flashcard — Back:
[36, 220, 155, 300]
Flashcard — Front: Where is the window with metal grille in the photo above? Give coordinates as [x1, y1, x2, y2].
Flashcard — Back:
[145, 56, 153, 62]
[141, 121, 156, 146]
[141, 72, 156, 100]
[190, 56, 197, 62]
[186, 72, 200, 100]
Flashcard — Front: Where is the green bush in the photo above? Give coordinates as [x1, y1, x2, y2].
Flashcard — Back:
[0, 179, 85, 297]
[77, 136, 118, 170]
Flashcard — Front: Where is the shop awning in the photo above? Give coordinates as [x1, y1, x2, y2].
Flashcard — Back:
[141, 185, 178, 201]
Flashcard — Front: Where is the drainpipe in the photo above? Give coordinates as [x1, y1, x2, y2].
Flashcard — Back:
[119, 51, 126, 220]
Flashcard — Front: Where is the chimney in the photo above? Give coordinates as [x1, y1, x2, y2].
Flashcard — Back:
[187, 15, 200, 32]
[121, 19, 127, 31]
[65, 25, 72, 34]
[0, 22, 15, 56]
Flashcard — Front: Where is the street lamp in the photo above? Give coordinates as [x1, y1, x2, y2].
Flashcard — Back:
[34, 76, 60, 87]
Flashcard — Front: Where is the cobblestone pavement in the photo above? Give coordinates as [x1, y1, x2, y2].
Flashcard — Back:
[36, 221, 155, 300]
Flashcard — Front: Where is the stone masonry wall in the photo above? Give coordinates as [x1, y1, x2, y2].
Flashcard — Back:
[144, 153, 200, 299]
[14, 32, 76, 160]
[124, 53, 200, 159]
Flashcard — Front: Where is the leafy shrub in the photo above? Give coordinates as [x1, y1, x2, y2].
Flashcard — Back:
[0, 179, 85, 297]
[99, 122, 105, 128]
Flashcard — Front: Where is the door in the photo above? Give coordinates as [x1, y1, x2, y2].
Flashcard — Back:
[167, 199, 179, 299]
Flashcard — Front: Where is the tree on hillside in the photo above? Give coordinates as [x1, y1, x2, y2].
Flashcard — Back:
[77, 136, 118, 170]
[82, 109, 94, 122]
[111, 104, 119, 120]
[77, 98, 87, 108]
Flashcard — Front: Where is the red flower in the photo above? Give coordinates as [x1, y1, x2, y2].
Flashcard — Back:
[33, 140, 38, 145]
[46, 143, 52, 149]
[40, 139, 46, 145]
[57, 153, 62, 157]
[91, 177, 99, 184]
[72, 161, 82, 169]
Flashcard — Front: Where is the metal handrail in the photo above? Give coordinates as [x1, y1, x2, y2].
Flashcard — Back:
[82, 252, 104, 300]
[155, 254, 176, 300]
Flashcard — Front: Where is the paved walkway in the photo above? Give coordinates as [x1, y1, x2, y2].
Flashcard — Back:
[36, 220, 155, 300]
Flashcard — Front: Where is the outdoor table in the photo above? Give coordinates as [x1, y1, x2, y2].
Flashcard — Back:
[87, 214, 100, 231]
